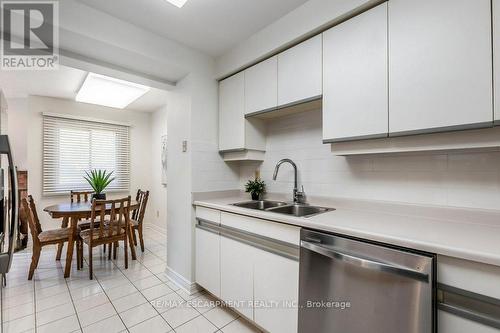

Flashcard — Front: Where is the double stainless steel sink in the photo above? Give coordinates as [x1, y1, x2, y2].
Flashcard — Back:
[231, 200, 335, 218]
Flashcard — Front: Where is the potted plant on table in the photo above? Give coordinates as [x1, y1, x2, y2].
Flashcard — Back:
[245, 178, 266, 201]
[84, 169, 115, 200]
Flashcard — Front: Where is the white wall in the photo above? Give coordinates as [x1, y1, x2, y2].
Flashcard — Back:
[215, 0, 381, 78]
[149, 106, 168, 232]
[8, 95, 154, 230]
[166, 73, 240, 289]
[240, 109, 500, 210]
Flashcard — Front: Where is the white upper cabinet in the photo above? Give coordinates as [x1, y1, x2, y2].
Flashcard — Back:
[494, 0, 500, 124]
[219, 73, 245, 151]
[244, 56, 278, 115]
[219, 72, 266, 157]
[322, 3, 388, 142]
[389, 0, 493, 135]
[278, 35, 322, 106]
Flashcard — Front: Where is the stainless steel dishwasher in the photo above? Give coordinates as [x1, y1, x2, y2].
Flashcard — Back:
[299, 229, 436, 333]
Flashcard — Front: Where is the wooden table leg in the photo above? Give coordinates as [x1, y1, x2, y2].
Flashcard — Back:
[128, 223, 137, 260]
[64, 217, 77, 278]
[56, 217, 69, 260]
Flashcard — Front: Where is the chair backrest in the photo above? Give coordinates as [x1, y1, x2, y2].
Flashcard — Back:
[21, 195, 42, 246]
[132, 189, 149, 224]
[89, 196, 131, 241]
[70, 190, 94, 203]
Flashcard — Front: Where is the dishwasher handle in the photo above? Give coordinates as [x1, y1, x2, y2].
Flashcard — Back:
[301, 240, 429, 282]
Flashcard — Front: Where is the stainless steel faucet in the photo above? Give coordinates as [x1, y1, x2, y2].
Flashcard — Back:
[272, 159, 306, 204]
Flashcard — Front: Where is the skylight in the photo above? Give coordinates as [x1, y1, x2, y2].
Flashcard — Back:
[76, 73, 150, 109]
[165, 0, 188, 8]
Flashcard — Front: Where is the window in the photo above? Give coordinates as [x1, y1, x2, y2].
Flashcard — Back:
[43, 114, 130, 195]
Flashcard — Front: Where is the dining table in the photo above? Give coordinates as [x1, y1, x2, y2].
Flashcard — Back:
[44, 201, 139, 278]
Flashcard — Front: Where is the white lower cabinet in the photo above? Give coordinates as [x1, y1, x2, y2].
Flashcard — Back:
[254, 247, 299, 333]
[195, 227, 220, 297]
[220, 236, 255, 320]
[439, 310, 500, 333]
[196, 209, 300, 333]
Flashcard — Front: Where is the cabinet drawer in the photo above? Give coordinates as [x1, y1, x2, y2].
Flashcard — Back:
[195, 207, 220, 224]
[438, 255, 500, 299]
[220, 212, 300, 245]
[439, 310, 500, 333]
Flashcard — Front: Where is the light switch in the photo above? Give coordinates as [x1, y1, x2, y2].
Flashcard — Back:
[182, 140, 188, 152]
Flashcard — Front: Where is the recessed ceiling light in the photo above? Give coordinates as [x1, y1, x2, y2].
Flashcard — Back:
[165, 0, 188, 8]
[76, 73, 150, 109]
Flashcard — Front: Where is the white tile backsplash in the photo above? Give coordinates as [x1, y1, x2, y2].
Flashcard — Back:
[239, 109, 500, 209]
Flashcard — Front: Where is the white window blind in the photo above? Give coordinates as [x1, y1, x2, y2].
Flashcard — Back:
[43, 114, 130, 195]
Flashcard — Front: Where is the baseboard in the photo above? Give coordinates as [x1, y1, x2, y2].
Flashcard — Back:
[145, 223, 166, 234]
[165, 266, 201, 295]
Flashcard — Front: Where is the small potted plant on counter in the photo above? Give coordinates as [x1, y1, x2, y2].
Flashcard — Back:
[84, 169, 115, 200]
[245, 178, 266, 201]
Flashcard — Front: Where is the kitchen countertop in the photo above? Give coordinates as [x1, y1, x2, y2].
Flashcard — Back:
[193, 192, 500, 267]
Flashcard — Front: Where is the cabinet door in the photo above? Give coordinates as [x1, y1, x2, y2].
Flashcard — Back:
[323, 3, 388, 142]
[389, 0, 492, 135]
[244, 56, 278, 115]
[220, 236, 254, 320]
[494, 0, 500, 124]
[254, 249, 299, 333]
[219, 73, 245, 151]
[278, 35, 322, 106]
[195, 228, 220, 297]
[439, 310, 500, 333]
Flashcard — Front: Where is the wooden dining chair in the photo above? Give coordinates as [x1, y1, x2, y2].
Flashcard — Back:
[22, 195, 81, 280]
[130, 189, 149, 252]
[56, 190, 97, 260]
[79, 196, 131, 279]
[70, 190, 94, 203]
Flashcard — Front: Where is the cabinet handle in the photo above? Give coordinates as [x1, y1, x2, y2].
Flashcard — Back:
[301, 240, 429, 282]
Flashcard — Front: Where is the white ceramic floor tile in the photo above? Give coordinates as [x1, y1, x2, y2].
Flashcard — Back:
[2, 314, 36, 333]
[3, 301, 34, 322]
[78, 302, 117, 327]
[161, 302, 200, 328]
[70, 284, 103, 301]
[37, 314, 80, 333]
[104, 282, 137, 301]
[73, 292, 109, 313]
[221, 318, 261, 333]
[118, 302, 157, 327]
[189, 293, 219, 314]
[177, 289, 205, 302]
[112, 291, 147, 313]
[82, 315, 125, 333]
[35, 284, 68, 300]
[36, 302, 75, 326]
[36, 290, 73, 312]
[203, 306, 239, 329]
[150, 291, 184, 313]
[140, 284, 174, 301]
[132, 275, 162, 290]
[174, 315, 218, 333]
[126, 269, 154, 282]
[128, 315, 172, 333]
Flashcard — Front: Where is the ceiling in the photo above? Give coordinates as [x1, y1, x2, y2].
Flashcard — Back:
[0, 65, 168, 112]
[77, 0, 309, 57]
